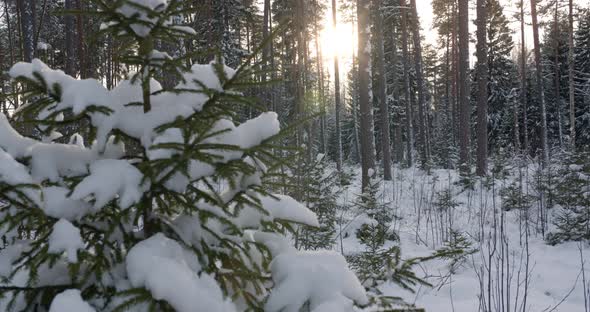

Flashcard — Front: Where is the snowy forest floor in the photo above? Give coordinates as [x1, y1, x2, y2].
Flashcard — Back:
[337, 165, 590, 311]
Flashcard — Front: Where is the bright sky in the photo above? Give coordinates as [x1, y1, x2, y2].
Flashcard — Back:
[315, 0, 590, 82]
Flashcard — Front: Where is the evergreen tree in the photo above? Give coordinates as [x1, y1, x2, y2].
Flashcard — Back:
[0, 2, 368, 311]
[574, 9, 590, 147]
[298, 154, 339, 251]
[546, 151, 590, 244]
[478, 0, 519, 153]
[542, 13, 570, 148]
[347, 173, 424, 309]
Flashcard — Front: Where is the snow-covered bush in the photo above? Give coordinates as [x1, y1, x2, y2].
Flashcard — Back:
[0, 1, 367, 311]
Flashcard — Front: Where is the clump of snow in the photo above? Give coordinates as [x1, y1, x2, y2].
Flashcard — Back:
[25, 134, 125, 182]
[266, 250, 368, 311]
[48, 219, 84, 263]
[231, 194, 319, 230]
[0, 149, 41, 206]
[42, 186, 93, 221]
[37, 42, 50, 51]
[126, 233, 236, 312]
[261, 194, 319, 226]
[49, 289, 95, 312]
[0, 114, 37, 158]
[115, 0, 169, 37]
[71, 159, 148, 210]
[28, 142, 98, 182]
[0, 241, 29, 278]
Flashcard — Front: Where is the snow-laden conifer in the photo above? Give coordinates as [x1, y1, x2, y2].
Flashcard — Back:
[0, 1, 367, 311]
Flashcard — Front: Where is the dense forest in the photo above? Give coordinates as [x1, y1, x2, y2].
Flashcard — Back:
[0, 0, 589, 311]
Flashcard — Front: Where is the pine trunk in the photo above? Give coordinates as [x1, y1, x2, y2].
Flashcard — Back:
[475, 0, 488, 176]
[554, 3, 563, 149]
[568, 0, 575, 149]
[520, 0, 529, 152]
[530, 0, 549, 164]
[458, 0, 470, 172]
[357, 0, 376, 190]
[410, 0, 429, 169]
[65, 0, 75, 76]
[17, 0, 34, 62]
[374, 0, 392, 180]
[75, 0, 86, 78]
[401, 0, 413, 168]
[332, 0, 343, 171]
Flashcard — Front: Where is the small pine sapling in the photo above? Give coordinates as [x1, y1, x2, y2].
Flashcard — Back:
[347, 172, 428, 310]
[297, 153, 339, 251]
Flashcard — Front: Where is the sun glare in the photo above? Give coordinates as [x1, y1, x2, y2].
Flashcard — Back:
[320, 21, 355, 61]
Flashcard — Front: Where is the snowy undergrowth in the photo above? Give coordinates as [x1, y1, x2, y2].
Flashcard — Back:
[339, 165, 590, 311]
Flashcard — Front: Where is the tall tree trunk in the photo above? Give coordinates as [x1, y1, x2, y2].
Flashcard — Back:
[313, 1, 326, 154]
[475, 0, 488, 176]
[401, 0, 413, 168]
[391, 24, 403, 163]
[75, 0, 86, 78]
[357, 0, 376, 190]
[568, 0, 575, 149]
[458, 0, 470, 172]
[452, 0, 459, 146]
[64, 0, 75, 76]
[374, 0, 392, 180]
[410, 0, 429, 168]
[520, 0, 529, 152]
[530, 0, 549, 164]
[332, 0, 343, 171]
[554, 2, 563, 149]
[262, 0, 271, 110]
[17, 0, 34, 62]
[5, 0, 15, 66]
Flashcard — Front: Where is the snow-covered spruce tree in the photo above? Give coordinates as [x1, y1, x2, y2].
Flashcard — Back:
[297, 154, 338, 251]
[0, 1, 368, 311]
[346, 172, 429, 309]
[546, 151, 590, 245]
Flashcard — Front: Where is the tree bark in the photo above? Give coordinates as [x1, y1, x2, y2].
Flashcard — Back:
[553, 2, 564, 149]
[4, 1, 14, 66]
[332, 0, 343, 171]
[75, 0, 86, 78]
[17, 0, 34, 62]
[64, 0, 75, 75]
[520, 0, 528, 152]
[458, 0, 470, 172]
[568, 0, 575, 149]
[476, 0, 488, 176]
[313, 1, 326, 154]
[530, 0, 549, 164]
[401, 0, 413, 168]
[374, 0, 392, 180]
[357, 0, 376, 190]
[410, 0, 429, 168]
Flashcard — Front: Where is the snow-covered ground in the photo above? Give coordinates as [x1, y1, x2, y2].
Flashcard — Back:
[339, 166, 590, 311]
